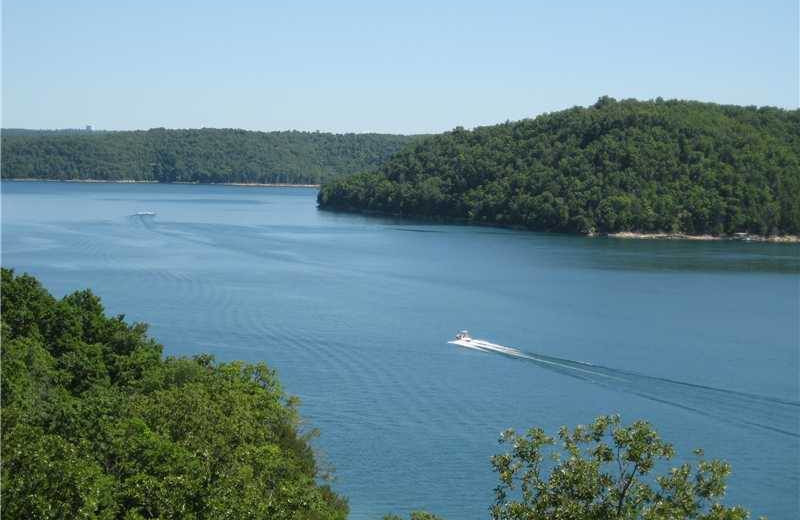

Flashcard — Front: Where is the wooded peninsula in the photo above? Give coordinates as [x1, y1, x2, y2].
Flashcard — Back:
[318, 98, 800, 238]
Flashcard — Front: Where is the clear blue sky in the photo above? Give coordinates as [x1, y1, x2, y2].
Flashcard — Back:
[2, 0, 797, 133]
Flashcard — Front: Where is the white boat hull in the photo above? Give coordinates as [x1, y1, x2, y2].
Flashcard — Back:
[448, 339, 489, 352]
[449, 338, 522, 356]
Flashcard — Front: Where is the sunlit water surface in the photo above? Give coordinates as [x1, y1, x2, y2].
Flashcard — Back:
[2, 181, 798, 519]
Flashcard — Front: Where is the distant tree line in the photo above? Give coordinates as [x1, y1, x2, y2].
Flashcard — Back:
[1, 128, 418, 185]
[2, 128, 106, 136]
[318, 97, 800, 236]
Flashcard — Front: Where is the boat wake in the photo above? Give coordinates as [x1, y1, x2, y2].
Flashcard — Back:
[451, 336, 800, 439]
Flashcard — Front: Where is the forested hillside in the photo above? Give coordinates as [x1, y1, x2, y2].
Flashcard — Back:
[1, 128, 416, 184]
[0, 269, 348, 519]
[318, 98, 800, 236]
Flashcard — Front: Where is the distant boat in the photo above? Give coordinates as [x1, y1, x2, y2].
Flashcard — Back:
[135, 211, 156, 216]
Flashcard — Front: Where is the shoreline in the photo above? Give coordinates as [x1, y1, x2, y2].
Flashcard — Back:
[320, 205, 800, 244]
[2, 178, 320, 188]
[604, 231, 800, 243]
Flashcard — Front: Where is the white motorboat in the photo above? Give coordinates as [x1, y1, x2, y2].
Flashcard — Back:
[448, 330, 524, 356]
[448, 330, 488, 352]
[136, 211, 156, 216]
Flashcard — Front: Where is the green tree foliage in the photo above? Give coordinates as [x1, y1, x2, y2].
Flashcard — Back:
[1, 129, 418, 184]
[379, 416, 754, 520]
[490, 415, 753, 520]
[318, 98, 800, 236]
[0, 268, 348, 519]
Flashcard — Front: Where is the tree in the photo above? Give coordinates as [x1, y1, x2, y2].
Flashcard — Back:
[1, 269, 348, 520]
[490, 415, 753, 520]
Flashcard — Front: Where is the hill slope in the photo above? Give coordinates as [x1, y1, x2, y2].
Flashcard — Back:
[1, 128, 416, 184]
[0, 268, 348, 519]
[318, 98, 800, 236]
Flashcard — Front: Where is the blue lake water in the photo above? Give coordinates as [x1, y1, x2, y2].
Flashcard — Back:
[2, 180, 798, 519]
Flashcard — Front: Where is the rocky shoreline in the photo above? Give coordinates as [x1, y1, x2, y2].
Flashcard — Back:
[605, 231, 800, 243]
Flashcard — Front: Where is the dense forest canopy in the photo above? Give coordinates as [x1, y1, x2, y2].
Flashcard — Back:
[318, 97, 800, 236]
[1, 128, 417, 184]
[0, 269, 348, 519]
